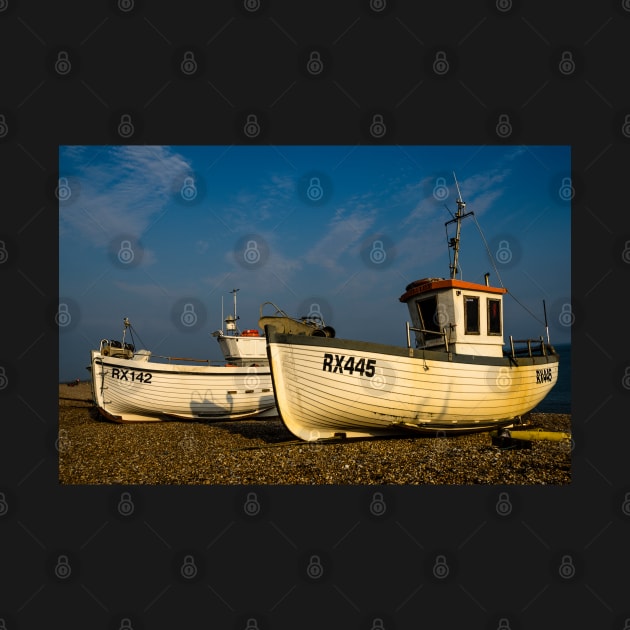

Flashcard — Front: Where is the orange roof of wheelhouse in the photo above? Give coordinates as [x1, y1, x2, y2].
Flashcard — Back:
[399, 277, 508, 303]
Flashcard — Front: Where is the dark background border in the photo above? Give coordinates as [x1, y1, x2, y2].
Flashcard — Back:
[1, 1, 628, 628]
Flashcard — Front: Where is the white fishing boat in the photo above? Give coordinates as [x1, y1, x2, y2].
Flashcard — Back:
[90, 291, 277, 423]
[263, 178, 560, 441]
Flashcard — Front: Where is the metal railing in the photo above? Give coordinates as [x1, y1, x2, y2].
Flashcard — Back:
[508, 335, 548, 358]
[406, 322, 449, 352]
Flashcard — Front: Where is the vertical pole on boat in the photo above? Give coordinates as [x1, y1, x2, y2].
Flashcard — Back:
[221, 296, 224, 334]
[122, 317, 130, 345]
[230, 288, 240, 334]
[543, 299, 550, 345]
[451, 172, 465, 279]
[231, 288, 239, 321]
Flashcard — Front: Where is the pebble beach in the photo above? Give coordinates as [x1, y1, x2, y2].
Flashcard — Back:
[59, 382, 571, 485]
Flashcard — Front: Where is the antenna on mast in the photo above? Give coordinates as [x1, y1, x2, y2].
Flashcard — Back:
[543, 299, 550, 345]
[444, 172, 473, 279]
[454, 171, 464, 205]
[230, 288, 239, 322]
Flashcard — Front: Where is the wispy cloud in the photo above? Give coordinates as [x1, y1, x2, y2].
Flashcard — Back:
[60, 146, 192, 246]
[304, 204, 377, 271]
[212, 173, 296, 232]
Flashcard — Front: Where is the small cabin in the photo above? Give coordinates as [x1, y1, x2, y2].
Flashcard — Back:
[399, 276, 507, 357]
[213, 329, 268, 366]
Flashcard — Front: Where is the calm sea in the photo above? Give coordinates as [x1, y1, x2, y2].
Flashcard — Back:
[532, 343, 571, 414]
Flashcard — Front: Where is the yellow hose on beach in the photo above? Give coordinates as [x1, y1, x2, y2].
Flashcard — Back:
[490, 429, 571, 442]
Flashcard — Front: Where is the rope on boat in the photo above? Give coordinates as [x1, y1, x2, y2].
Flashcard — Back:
[470, 213, 547, 328]
[124, 320, 150, 352]
[471, 213, 504, 288]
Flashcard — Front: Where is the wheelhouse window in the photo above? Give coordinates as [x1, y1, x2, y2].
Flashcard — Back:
[416, 296, 441, 334]
[464, 295, 480, 334]
[416, 295, 441, 340]
[487, 298, 502, 335]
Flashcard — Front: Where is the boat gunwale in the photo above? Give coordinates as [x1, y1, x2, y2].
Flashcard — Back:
[92, 353, 270, 376]
[264, 328, 559, 368]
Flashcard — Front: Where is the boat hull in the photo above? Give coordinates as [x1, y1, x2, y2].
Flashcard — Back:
[90, 351, 277, 423]
[265, 330, 559, 441]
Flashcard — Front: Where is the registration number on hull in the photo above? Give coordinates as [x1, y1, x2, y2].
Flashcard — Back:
[536, 368, 553, 384]
[110, 367, 153, 383]
[322, 353, 376, 377]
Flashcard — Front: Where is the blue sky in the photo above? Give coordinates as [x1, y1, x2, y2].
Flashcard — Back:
[59, 145, 571, 382]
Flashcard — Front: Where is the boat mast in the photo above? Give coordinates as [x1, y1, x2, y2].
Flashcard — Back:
[446, 172, 474, 279]
[231, 288, 239, 323]
[224, 288, 240, 336]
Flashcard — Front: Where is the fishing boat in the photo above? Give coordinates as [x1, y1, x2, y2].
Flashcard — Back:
[263, 178, 560, 441]
[90, 291, 277, 423]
